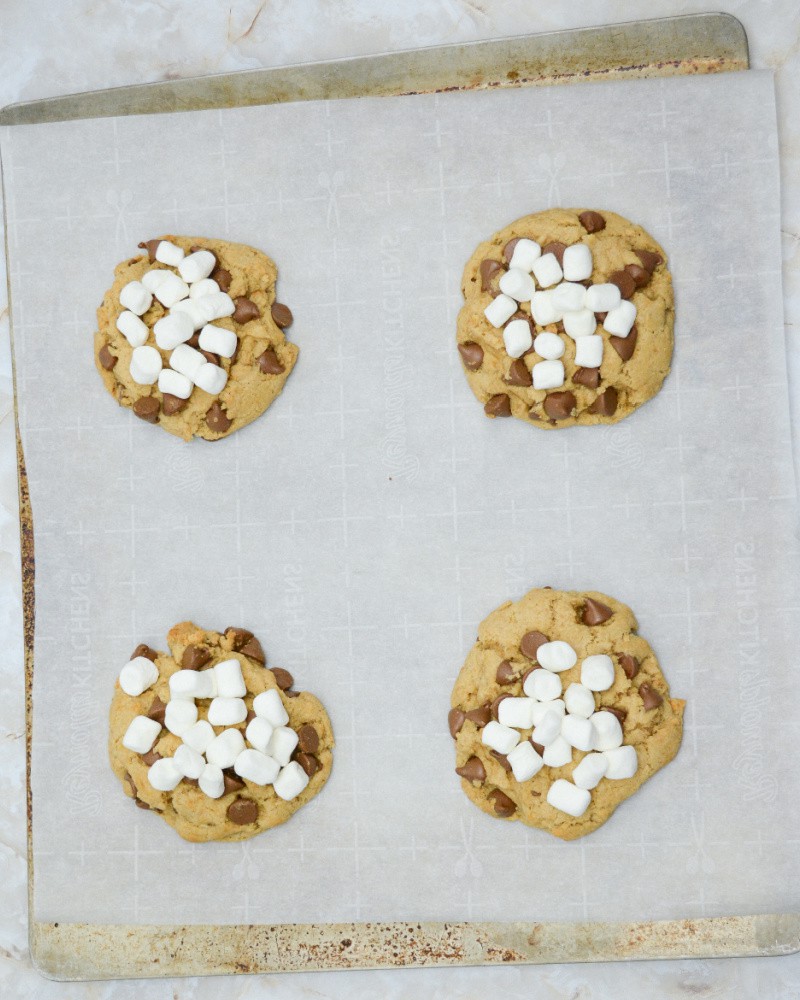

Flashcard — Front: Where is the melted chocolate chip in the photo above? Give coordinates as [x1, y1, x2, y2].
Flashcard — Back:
[133, 397, 160, 424]
[226, 798, 258, 824]
[98, 344, 117, 371]
[588, 386, 618, 417]
[233, 297, 260, 324]
[505, 358, 532, 387]
[530, 739, 545, 756]
[200, 349, 220, 366]
[619, 653, 640, 679]
[520, 630, 549, 660]
[496, 660, 517, 685]
[484, 393, 512, 418]
[635, 249, 663, 273]
[479, 259, 505, 293]
[146, 696, 167, 726]
[141, 749, 162, 766]
[448, 708, 466, 738]
[490, 693, 511, 721]
[239, 636, 266, 664]
[455, 756, 486, 783]
[582, 598, 613, 625]
[609, 269, 636, 300]
[605, 706, 627, 725]
[138, 239, 161, 262]
[223, 770, 246, 794]
[625, 263, 650, 288]
[488, 788, 516, 817]
[573, 366, 600, 390]
[245, 709, 256, 724]
[271, 302, 293, 328]
[542, 242, 566, 266]
[490, 750, 512, 772]
[190, 244, 215, 262]
[162, 393, 188, 416]
[134, 797, 151, 810]
[297, 724, 319, 753]
[132, 644, 158, 662]
[503, 238, 523, 263]
[206, 401, 232, 434]
[182, 645, 211, 670]
[295, 752, 320, 778]
[578, 211, 606, 233]
[465, 704, 491, 728]
[610, 324, 637, 362]
[257, 349, 285, 375]
[271, 667, 294, 691]
[124, 773, 137, 797]
[639, 683, 663, 710]
[226, 627, 254, 650]
[543, 391, 576, 421]
[458, 341, 484, 371]
[212, 267, 232, 293]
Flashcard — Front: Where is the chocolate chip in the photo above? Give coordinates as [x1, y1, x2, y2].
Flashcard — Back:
[297, 724, 319, 753]
[542, 242, 566, 265]
[190, 244, 215, 261]
[239, 636, 266, 664]
[530, 739, 545, 756]
[505, 359, 532, 387]
[132, 643, 158, 662]
[226, 798, 258, 824]
[223, 770, 246, 794]
[138, 239, 161, 262]
[448, 708, 466, 738]
[233, 297, 260, 324]
[182, 645, 211, 670]
[573, 367, 600, 390]
[146, 696, 167, 726]
[458, 342, 484, 371]
[609, 269, 636, 300]
[484, 393, 512, 418]
[285, 689, 301, 698]
[490, 750, 512, 772]
[635, 249, 663, 273]
[271, 667, 294, 691]
[488, 788, 516, 817]
[639, 683, 663, 710]
[578, 211, 606, 233]
[625, 263, 650, 288]
[521, 666, 540, 689]
[490, 693, 511, 721]
[527, 407, 542, 421]
[605, 706, 627, 725]
[619, 653, 640, 679]
[133, 397, 160, 424]
[520, 630, 549, 660]
[588, 386, 618, 417]
[201, 349, 222, 368]
[271, 302, 293, 328]
[98, 344, 117, 370]
[582, 598, 613, 626]
[543, 391, 576, 421]
[141, 749, 162, 766]
[134, 798, 151, 810]
[594, 312, 607, 324]
[226, 627, 254, 650]
[503, 238, 521, 263]
[610, 324, 637, 362]
[465, 704, 491, 728]
[124, 773, 137, 797]
[296, 752, 321, 778]
[187, 333, 201, 347]
[245, 709, 256, 724]
[183, 777, 199, 787]
[257, 349, 285, 375]
[496, 660, 517, 685]
[162, 393, 188, 416]
[455, 756, 486, 783]
[212, 267, 232, 293]
[479, 259, 505, 293]
[206, 401, 232, 434]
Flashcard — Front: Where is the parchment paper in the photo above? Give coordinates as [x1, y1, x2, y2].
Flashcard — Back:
[4, 69, 798, 927]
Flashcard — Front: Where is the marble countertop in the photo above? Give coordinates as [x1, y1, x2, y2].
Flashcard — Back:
[1, 2, 798, 996]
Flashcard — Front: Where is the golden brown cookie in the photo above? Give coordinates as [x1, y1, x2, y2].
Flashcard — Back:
[457, 208, 673, 427]
[450, 588, 683, 839]
[109, 623, 333, 842]
[95, 236, 298, 440]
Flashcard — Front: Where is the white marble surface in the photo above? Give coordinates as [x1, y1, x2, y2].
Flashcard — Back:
[1, 1, 798, 995]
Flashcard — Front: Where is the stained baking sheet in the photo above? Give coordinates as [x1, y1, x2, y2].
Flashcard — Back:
[4, 68, 799, 931]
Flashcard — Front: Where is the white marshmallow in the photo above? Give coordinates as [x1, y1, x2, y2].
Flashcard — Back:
[119, 655, 159, 697]
[524, 668, 562, 702]
[190, 278, 221, 299]
[497, 697, 537, 730]
[581, 654, 616, 692]
[205, 728, 246, 769]
[547, 779, 591, 817]
[543, 735, 573, 768]
[170, 343, 206, 381]
[155, 240, 185, 266]
[531, 710, 562, 747]
[164, 699, 198, 737]
[253, 688, 289, 727]
[194, 362, 228, 395]
[122, 715, 161, 754]
[207, 697, 247, 726]
[119, 280, 152, 316]
[481, 720, 521, 755]
[507, 741, 544, 782]
[603, 300, 637, 338]
[274, 760, 310, 801]
[591, 711, 624, 751]
[585, 283, 621, 313]
[561, 714, 595, 752]
[213, 659, 247, 698]
[178, 250, 217, 284]
[245, 716, 275, 754]
[562, 309, 597, 339]
[564, 683, 595, 719]
[141, 269, 171, 293]
[603, 745, 638, 779]
[530, 290, 562, 326]
[508, 238, 541, 271]
[484, 293, 517, 328]
[562, 243, 593, 281]
[234, 748, 280, 786]
[503, 318, 533, 358]
[199, 324, 238, 359]
[533, 331, 564, 360]
[153, 311, 194, 351]
[129, 345, 162, 385]
[116, 311, 149, 347]
[198, 762, 225, 799]
[194, 292, 235, 323]
[158, 369, 192, 400]
[530, 699, 566, 725]
[173, 743, 205, 780]
[574, 335, 604, 369]
[152, 271, 190, 308]
[148, 757, 183, 792]
[532, 252, 563, 288]
[572, 752, 608, 790]
[182, 719, 215, 754]
[169, 668, 216, 700]
[499, 267, 536, 303]
[552, 281, 586, 313]
[266, 725, 300, 766]
[170, 297, 207, 331]
[537, 641, 578, 673]
[532, 359, 565, 390]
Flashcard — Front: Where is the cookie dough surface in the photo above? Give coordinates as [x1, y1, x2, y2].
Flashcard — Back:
[450, 588, 684, 839]
[457, 208, 674, 427]
[109, 623, 333, 842]
[95, 236, 298, 441]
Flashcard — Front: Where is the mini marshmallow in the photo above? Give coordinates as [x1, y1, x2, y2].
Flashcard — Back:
[530, 699, 566, 725]
[152, 271, 190, 308]
[530, 290, 562, 326]
[116, 310, 149, 347]
[603, 745, 638, 779]
[198, 762, 225, 799]
[189, 278, 221, 299]
[543, 736, 573, 768]
[502, 318, 533, 358]
[585, 283, 622, 313]
[199, 324, 238, 359]
[170, 298, 207, 331]
[178, 250, 217, 284]
[533, 331, 564, 360]
[194, 362, 228, 395]
[591, 711, 624, 751]
[562, 308, 597, 339]
[148, 757, 183, 792]
[532, 359, 565, 390]
[155, 240, 185, 266]
[245, 715, 275, 754]
[603, 300, 637, 338]
[234, 748, 280, 785]
[524, 668, 562, 702]
[484, 293, 517, 328]
[497, 696, 537, 730]
[561, 714, 595, 752]
[531, 710, 562, 747]
[552, 281, 586, 313]
[581, 654, 616, 692]
[119, 280, 152, 316]
[129, 345, 162, 385]
[564, 683, 596, 719]
[532, 252, 562, 288]
[164, 699, 198, 737]
[182, 719, 215, 754]
[253, 688, 289, 727]
[266, 725, 300, 766]
[122, 715, 161, 754]
[214, 658, 247, 698]
[194, 292, 235, 323]
[119, 655, 159, 697]
[481, 720, 521, 755]
[537, 640, 578, 673]
[507, 741, 544, 782]
[205, 728, 246, 769]
[572, 752, 608, 790]
[153, 311, 194, 351]
[158, 368, 192, 400]
[499, 267, 536, 303]
[562, 243, 593, 281]
[170, 343, 206, 381]
[207, 696, 247, 726]
[508, 238, 541, 271]
[574, 335, 604, 369]
[169, 668, 216, 700]
[141, 269, 171, 293]
[547, 779, 591, 817]
[173, 742, 205, 780]
[274, 760, 310, 801]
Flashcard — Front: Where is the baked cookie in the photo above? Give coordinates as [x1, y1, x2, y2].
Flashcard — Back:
[457, 209, 673, 426]
[450, 588, 683, 839]
[95, 236, 298, 440]
[109, 623, 333, 842]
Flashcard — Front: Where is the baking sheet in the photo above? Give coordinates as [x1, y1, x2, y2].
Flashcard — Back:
[4, 69, 798, 928]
